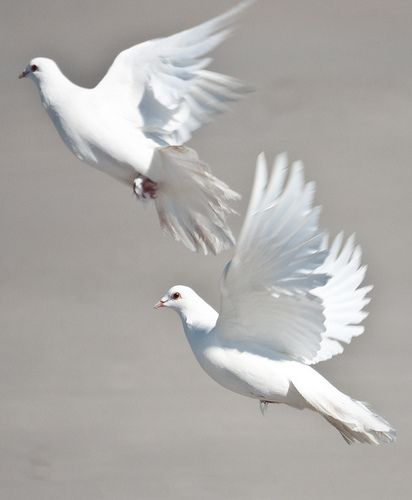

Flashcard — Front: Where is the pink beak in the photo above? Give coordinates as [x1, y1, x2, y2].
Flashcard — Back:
[154, 299, 166, 309]
[18, 69, 30, 79]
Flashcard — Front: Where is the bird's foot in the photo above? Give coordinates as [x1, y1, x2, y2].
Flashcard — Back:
[133, 176, 158, 200]
[259, 400, 270, 416]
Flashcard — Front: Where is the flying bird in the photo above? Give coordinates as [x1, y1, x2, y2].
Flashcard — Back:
[155, 153, 396, 445]
[19, 1, 254, 254]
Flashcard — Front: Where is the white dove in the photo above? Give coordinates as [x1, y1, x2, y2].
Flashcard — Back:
[155, 153, 396, 445]
[19, 2, 254, 254]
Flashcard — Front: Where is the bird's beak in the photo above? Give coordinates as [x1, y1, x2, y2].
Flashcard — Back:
[18, 69, 30, 79]
[154, 299, 167, 309]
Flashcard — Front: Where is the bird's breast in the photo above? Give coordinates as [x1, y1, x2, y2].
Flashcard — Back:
[41, 92, 155, 183]
[194, 343, 292, 402]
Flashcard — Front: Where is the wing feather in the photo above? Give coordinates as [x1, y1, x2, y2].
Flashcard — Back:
[216, 155, 371, 364]
[216, 154, 329, 362]
[96, 1, 253, 145]
[309, 234, 372, 364]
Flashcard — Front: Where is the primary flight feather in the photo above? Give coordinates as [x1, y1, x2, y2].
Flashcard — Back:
[19, 1, 254, 254]
[156, 153, 396, 445]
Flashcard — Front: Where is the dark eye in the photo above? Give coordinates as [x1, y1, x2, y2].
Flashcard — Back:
[31, 64, 38, 72]
[172, 292, 181, 300]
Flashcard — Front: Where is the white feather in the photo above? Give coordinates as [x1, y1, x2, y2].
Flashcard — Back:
[217, 153, 329, 363]
[310, 234, 373, 364]
[97, 0, 253, 145]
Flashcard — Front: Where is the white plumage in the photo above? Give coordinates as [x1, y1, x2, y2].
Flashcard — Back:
[20, 1, 254, 254]
[156, 153, 396, 445]
[310, 233, 372, 364]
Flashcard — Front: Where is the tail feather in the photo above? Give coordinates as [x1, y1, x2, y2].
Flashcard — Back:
[322, 406, 396, 445]
[153, 146, 239, 254]
[291, 365, 396, 445]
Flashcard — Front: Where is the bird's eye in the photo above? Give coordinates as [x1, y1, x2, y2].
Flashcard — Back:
[172, 292, 181, 300]
[31, 64, 39, 72]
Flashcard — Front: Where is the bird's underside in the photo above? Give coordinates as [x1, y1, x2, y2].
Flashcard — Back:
[132, 146, 192, 200]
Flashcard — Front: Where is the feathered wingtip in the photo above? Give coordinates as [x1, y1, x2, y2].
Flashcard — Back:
[309, 231, 373, 364]
[204, 0, 257, 33]
[180, 0, 257, 50]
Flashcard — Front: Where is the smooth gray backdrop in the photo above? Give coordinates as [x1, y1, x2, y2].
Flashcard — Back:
[1, 1, 411, 499]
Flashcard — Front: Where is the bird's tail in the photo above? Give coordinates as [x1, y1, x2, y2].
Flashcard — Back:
[291, 366, 396, 445]
[152, 146, 239, 255]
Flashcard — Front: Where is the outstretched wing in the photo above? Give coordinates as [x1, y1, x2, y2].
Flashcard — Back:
[308, 233, 372, 364]
[216, 154, 330, 363]
[96, 1, 253, 145]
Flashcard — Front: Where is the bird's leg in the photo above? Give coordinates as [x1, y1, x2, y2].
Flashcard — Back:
[133, 176, 158, 200]
[259, 400, 270, 416]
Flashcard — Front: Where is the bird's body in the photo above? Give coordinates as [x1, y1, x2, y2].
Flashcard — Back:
[186, 325, 304, 408]
[177, 296, 294, 404]
[184, 310, 394, 443]
[156, 154, 396, 445]
[20, 1, 254, 254]
[37, 65, 157, 184]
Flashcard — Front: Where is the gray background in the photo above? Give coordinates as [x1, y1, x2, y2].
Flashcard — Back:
[1, 1, 411, 498]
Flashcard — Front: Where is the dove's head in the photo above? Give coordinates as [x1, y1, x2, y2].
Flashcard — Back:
[18, 57, 61, 86]
[154, 286, 200, 312]
[155, 285, 218, 330]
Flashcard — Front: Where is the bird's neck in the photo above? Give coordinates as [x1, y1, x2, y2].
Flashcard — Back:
[179, 302, 218, 338]
[37, 71, 79, 108]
